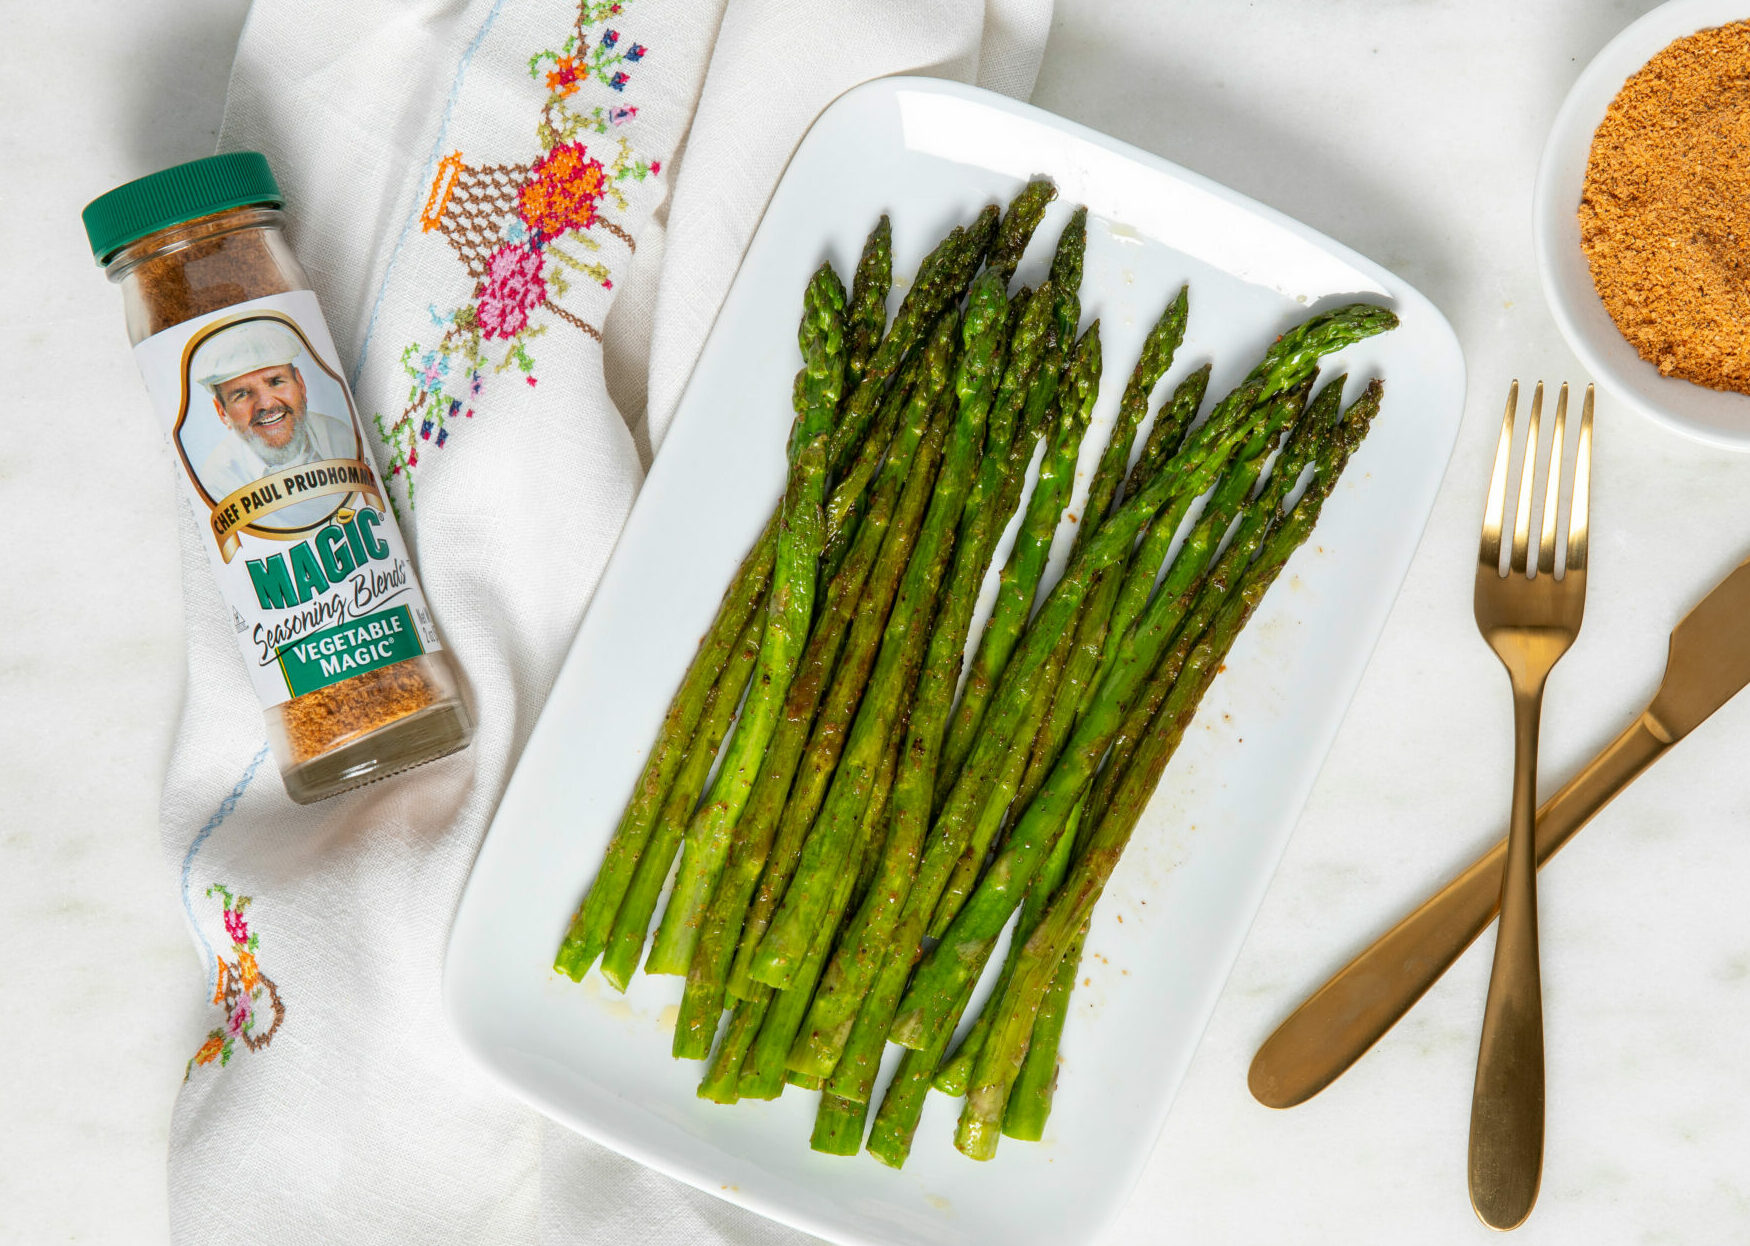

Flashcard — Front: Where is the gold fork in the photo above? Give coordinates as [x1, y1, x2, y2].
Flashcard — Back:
[1468, 380, 1592, 1230]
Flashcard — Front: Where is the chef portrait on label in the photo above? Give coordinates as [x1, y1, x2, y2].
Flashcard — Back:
[182, 319, 359, 531]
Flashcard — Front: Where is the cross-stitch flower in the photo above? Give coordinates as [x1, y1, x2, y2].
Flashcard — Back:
[418, 349, 448, 390]
[236, 948, 261, 992]
[546, 55, 583, 96]
[603, 28, 619, 46]
[627, 44, 645, 61]
[195, 1034, 225, 1066]
[227, 992, 254, 1037]
[223, 907, 249, 944]
[609, 71, 629, 91]
[476, 243, 549, 339]
[518, 142, 608, 238]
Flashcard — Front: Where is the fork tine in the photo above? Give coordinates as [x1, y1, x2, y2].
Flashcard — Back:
[1538, 384, 1567, 576]
[1510, 382, 1542, 575]
[1567, 384, 1593, 572]
[1480, 380, 1517, 570]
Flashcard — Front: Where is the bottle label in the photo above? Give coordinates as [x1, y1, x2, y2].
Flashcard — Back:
[134, 291, 441, 709]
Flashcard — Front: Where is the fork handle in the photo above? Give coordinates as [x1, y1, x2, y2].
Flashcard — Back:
[1248, 709, 1668, 1111]
[1469, 684, 1549, 1228]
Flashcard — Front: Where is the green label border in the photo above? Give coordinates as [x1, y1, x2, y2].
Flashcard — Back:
[276, 605, 425, 698]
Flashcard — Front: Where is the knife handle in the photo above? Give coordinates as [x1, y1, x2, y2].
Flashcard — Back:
[1248, 710, 1670, 1110]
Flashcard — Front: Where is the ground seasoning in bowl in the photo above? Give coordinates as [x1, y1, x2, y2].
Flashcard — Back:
[1580, 20, 1750, 394]
[84, 153, 472, 803]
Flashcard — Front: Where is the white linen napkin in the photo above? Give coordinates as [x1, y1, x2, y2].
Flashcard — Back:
[163, 0, 1052, 1241]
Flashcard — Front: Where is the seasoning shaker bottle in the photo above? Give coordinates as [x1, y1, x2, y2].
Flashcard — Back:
[84, 153, 472, 803]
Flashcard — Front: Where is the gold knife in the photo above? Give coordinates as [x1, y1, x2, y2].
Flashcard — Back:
[1250, 553, 1750, 1110]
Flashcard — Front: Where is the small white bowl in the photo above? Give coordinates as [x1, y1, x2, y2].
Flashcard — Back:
[1535, 0, 1750, 450]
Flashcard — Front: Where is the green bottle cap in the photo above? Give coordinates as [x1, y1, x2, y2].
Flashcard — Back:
[82, 152, 283, 265]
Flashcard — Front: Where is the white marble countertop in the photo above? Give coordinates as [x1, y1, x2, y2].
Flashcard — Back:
[10, 0, 1750, 1240]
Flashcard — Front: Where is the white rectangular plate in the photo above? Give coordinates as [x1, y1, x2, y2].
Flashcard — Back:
[446, 77, 1465, 1246]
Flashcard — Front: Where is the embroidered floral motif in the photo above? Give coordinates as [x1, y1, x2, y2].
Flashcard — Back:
[478, 243, 550, 338]
[519, 142, 608, 238]
[373, 0, 659, 509]
[186, 885, 286, 1078]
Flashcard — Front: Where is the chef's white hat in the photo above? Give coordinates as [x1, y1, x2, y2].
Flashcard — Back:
[191, 321, 303, 393]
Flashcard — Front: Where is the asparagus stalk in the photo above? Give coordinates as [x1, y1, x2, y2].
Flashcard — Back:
[950, 282, 1058, 589]
[934, 798, 1082, 1096]
[811, 1092, 871, 1156]
[725, 329, 962, 1003]
[782, 273, 1012, 1070]
[955, 378, 1386, 1160]
[929, 322, 1084, 807]
[1068, 288, 1189, 562]
[803, 591, 1069, 1088]
[830, 379, 1267, 1027]
[737, 816, 880, 1097]
[934, 320, 1105, 825]
[1047, 208, 1088, 317]
[926, 340, 1116, 938]
[843, 216, 893, 394]
[554, 524, 776, 979]
[924, 314, 1196, 951]
[596, 611, 765, 989]
[1087, 374, 1352, 826]
[697, 990, 768, 1104]
[863, 973, 980, 1168]
[850, 712, 903, 908]
[669, 332, 946, 1056]
[824, 563, 1088, 1106]
[646, 264, 849, 976]
[789, 271, 1089, 1076]
[821, 347, 920, 577]
[1123, 364, 1211, 503]
[827, 208, 994, 470]
[1026, 367, 1209, 762]
[1101, 377, 1309, 690]
[735, 724, 905, 1096]
[1001, 920, 1086, 1141]
[939, 384, 1307, 950]
[925, 615, 1080, 946]
[749, 297, 1001, 991]
[896, 389, 1306, 1026]
[986, 178, 1058, 283]
[942, 207, 1085, 651]
[871, 366, 1276, 996]
[723, 985, 785, 1099]
[892, 311, 1398, 1045]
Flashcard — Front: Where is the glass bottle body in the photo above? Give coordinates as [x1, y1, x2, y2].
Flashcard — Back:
[110, 208, 472, 803]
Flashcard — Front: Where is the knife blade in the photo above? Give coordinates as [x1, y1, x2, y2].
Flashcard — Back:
[1248, 554, 1750, 1110]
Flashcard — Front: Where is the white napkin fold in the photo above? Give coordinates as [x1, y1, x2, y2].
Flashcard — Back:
[164, 0, 1052, 1240]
